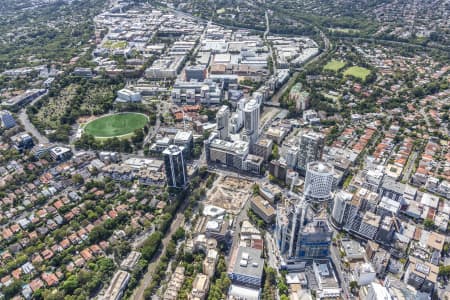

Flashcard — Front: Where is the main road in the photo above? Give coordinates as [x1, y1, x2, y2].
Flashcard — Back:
[18, 92, 49, 144]
[131, 209, 185, 300]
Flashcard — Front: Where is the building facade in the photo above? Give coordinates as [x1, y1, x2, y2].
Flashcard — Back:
[304, 162, 334, 202]
[297, 132, 324, 174]
[163, 145, 188, 188]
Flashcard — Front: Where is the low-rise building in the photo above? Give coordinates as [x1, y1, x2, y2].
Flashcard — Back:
[189, 273, 209, 300]
[116, 89, 142, 103]
[250, 196, 276, 223]
[11, 132, 34, 151]
[228, 247, 264, 288]
[0, 110, 16, 128]
[404, 256, 439, 294]
[103, 270, 130, 300]
[49, 146, 73, 161]
[120, 251, 141, 271]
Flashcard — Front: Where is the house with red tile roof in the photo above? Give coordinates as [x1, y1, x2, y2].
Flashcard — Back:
[10, 224, 20, 233]
[74, 257, 86, 267]
[53, 200, 64, 210]
[41, 272, 59, 287]
[108, 210, 118, 218]
[80, 248, 93, 261]
[29, 278, 44, 292]
[32, 254, 43, 264]
[1, 275, 12, 286]
[60, 239, 71, 250]
[11, 268, 21, 280]
[2, 228, 13, 240]
[90, 244, 102, 255]
[68, 233, 80, 244]
[41, 249, 54, 260]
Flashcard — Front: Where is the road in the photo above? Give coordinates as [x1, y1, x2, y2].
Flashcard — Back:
[329, 239, 351, 299]
[131, 210, 185, 300]
[18, 92, 49, 144]
[231, 196, 251, 250]
[401, 151, 418, 182]
[264, 10, 276, 75]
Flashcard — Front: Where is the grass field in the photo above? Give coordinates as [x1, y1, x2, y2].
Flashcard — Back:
[323, 60, 346, 72]
[328, 28, 360, 33]
[103, 40, 128, 49]
[84, 113, 148, 138]
[343, 66, 371, 81]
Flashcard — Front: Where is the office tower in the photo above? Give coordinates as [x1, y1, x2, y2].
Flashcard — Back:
[304, 161, 334, 202]
[163, 145, 188, 188]
[276, 201, 332, 260]
[242, 99, 260, 145]
[216, 105, 230, 140]
[297, 132, 324, 174]
[331, 190, 354, 227]
[173, 130, 194, 157]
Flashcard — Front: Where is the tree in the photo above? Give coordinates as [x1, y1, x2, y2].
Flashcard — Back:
[172, 227, 186, 241]
[424, 218, 434, 229]
[62, 275, 79, 294]
[2, 279, 23, 299]
[141, 231, 163, 260]
[349, 280, 359, 290]
[252, 184, 260, 195]
[88, 225, 111, 244]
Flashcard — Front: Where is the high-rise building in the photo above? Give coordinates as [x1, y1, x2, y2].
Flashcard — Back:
[331, 190, 354, 227]
[304, 162, 334, 202]
[163, 145, 188, 188]
[216, 105, 230, 140]
[242, 99, 260, 145]
[297, 132, 324, 174]
[173, 130, 194, 157]
[276, 201, 331, 260]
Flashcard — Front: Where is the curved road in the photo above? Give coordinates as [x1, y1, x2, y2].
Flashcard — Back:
[18, 93, 49, 144]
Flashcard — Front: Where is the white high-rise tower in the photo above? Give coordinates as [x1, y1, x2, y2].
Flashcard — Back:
[242, 99, 260, 145]
[304, 161, 334, 202]
[216, 105, 230, 140]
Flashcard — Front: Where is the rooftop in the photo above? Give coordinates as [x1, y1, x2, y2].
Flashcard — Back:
[231, 247, 264, 278]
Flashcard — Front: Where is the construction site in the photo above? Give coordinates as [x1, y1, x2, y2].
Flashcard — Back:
[205, 175, 254, 214]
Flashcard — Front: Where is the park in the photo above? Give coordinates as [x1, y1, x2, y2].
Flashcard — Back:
[84, 112, 148, 139]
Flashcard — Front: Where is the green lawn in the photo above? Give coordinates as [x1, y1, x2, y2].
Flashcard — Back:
[328, 28, 360, 33]
[84, 113, 148, 138]
[343, 66, 371, 81]
[103, 40, 128, 49]
[323, 60, 346, 72]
